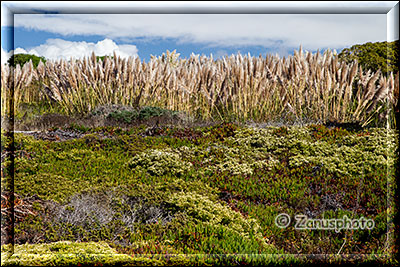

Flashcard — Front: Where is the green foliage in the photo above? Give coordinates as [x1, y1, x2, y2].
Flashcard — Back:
[107, 106, 180, 124]
[4, 123, 398, 265]
[138, 106, 179, 120]
[128, 149, 193, 176]
[230, 125, 397, 177]
[108, 110, 139, 123]
[207, 122, 237, 141]
[7, 53, 46, 68]
[338, 40, 399, 75]
[167, 192, 268, 249]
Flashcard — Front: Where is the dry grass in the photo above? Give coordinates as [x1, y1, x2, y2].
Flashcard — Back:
[1, 48, 398, 127]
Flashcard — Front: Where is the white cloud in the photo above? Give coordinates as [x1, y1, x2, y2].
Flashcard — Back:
[2, 2, 396, 58]
[14, 47, 28, 54]
[1, 46, 27, 65]
[1, 38, 138, 65]
[11, 13, 388, 52]
[1, 46, 11, 64]
[1, 46, 37, 65]
[20, 38, 138, 60]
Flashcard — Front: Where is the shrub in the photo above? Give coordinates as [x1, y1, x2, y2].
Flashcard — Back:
[338, 40, 399, 75]
[108, 110, 139, 124]
[138, 106, 178, 120]
[107, 106, 180, 124]
[166, 191, 275, 254]
[127, 149, 193, 176]
[7, 53, 46, 68]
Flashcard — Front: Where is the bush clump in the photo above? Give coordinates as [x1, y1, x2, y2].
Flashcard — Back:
[128, 149, 193, 176]
[166, 191, 276, 254]
[7, 53, 46, 68]
[338, 40, 399, 75]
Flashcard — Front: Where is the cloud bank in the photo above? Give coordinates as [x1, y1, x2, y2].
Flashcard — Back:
[2, 2, 395, 62]
[12, 13, 388, 51]
[1, 38, 138, 63]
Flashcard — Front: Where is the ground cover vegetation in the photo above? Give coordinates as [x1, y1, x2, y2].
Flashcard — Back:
[1, 41, 399, 266]
[1, 123, 398, 265]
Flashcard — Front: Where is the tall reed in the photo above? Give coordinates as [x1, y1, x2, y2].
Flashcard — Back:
[1, 48, 398, 127]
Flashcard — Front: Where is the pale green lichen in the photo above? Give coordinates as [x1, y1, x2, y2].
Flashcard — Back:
[287, 129, 397, 176]
[227, 126, 398, 177]
[0, 241, 141, 266]
[177, 144, 278, 176]
[204, 155, 276, 176]
[212, 156, 255, 176]
[128, 149, 193, 176]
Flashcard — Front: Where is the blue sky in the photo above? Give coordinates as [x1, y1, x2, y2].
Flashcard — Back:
[1, 2, 398, 63]
[3, 26, 286, 61]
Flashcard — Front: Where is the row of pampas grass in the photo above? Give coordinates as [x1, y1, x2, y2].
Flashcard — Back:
[1, 48, 399, 127]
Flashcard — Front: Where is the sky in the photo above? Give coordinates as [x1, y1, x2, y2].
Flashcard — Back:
[1, 1, 399, 64]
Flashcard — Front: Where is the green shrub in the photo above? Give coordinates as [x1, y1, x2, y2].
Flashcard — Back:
[7, 53, 46, 68]
[107, 106, 180, 123]
[127, 149, 193, 176]
[338, 40, 399, 75]
[166, 191, 276, 254]
[108, 110, 139, 124]
[138, 106, 179, 120]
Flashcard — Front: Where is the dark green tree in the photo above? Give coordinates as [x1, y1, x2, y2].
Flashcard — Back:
[338, 40, 399, 75]
[7, 53, 47, 68]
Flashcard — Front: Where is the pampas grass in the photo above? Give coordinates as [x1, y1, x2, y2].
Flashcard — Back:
[1, 48, 398, 127]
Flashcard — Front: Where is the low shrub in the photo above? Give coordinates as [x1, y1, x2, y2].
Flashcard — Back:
[127, 149, 193, 177]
